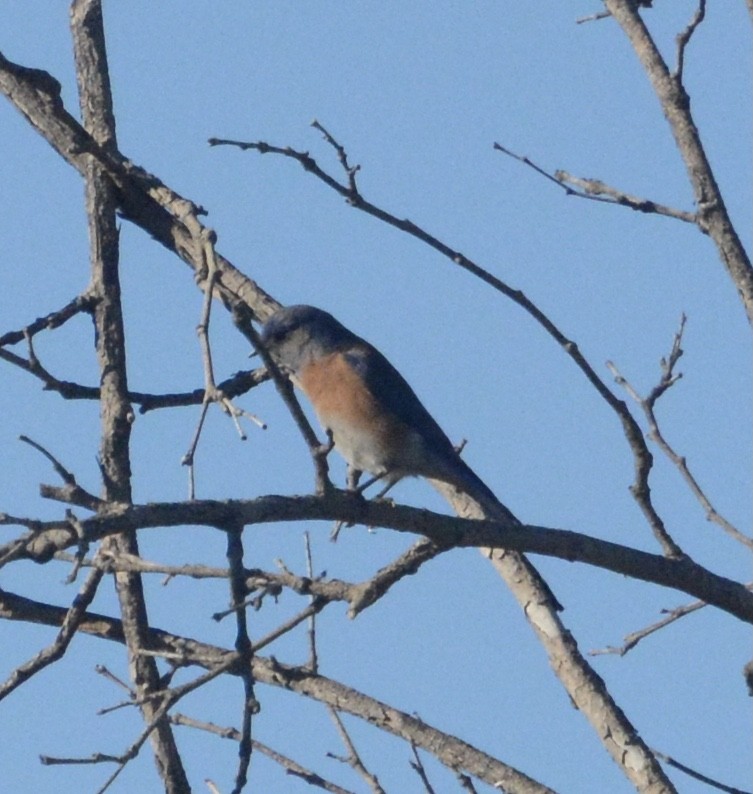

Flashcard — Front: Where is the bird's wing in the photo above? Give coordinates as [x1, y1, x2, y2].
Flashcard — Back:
[342, 343, 458, 457]
[342, 342, 506, 514]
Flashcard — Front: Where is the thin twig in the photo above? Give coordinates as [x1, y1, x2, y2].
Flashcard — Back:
[409, 743, 437, 794]
[136, 367, 269, 413]
[41, 654, 241, 792]
[608, 317, 750, 549]
[311, 119, 361, 195]
[0, 558, 105, 701]
[56, 539, 445, 621]
[19, 435, 101, 510]
[61, 549, 230, 581]
[674, 0, 707, 81]
[95, 664, 135, 697]
[304, 531, 319, 672]
[0, 348, 268, 411]
[650, 747, 751, 794]
[184, 235, 229, 494]
[592, 577, 753, 657]
[494, 142, 696, 224]
[232, 305, 334, 495]
[170, 713, 356, 794]
[252, 600, 328, 654]
[0, 292, 94, 347]
[576, 10, 611, 24]
[183, 235, 267, 498]
[457, 772, 479, 793]
[591, 599, 706, 656]
[328, 709, 386, 794]
[348, 538, 449, 617]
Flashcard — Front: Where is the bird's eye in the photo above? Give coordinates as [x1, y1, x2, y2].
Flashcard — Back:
[264, 327, 285, 344]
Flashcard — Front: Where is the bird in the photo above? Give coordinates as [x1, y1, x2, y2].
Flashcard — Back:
[260, 304, 510, 517]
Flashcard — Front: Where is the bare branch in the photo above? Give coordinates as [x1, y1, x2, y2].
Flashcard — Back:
[328, 709, 386, 794]
[457, 772, 479, 793]
[674, 0, 707, 82]
[233, 306, 335, 494]
[249, 599, 327, 654]
[649, 748, 751, 794]
[225, 524, 256, 794]
[304, 532, 319, 672]
[603, 0, 753, 323]
[0, 346, 267, 411]
[0, 559, 104, 701]
[576, 10, 611, 24]
[19, 434, 102, 511]
[42, 653, 240, 793]
[494, 142, 696, 224]
[4, 493, 752, 624]
[312, 119, 361, 195]
[182, 235, 267, 499]
[0, 52, 280, 326]
[170, 713, 357, 794]
[347, 537, 448, 617]
[608, 318, 750, 550]
[0, 588, 557, 793]
[57, 536, 445, 623]
[136, 367, 269, 413]
[434, 477, 675, 791]
[0, 292, 94, 347]
[69, 3, 188, 789]
[409, 744, 437, 794]
[591, 598, 707, 657]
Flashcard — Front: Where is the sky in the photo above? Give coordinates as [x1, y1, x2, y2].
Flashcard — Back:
[0, 2, 751, 793]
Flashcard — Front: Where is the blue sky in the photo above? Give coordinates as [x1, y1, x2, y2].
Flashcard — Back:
[1, 3, 751, 792]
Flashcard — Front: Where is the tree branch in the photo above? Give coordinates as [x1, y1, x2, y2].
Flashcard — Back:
[4, 493, 750, 624]
[0, 559, 104, 701]
[170, 713, 356, 794]
[603, 0, 753, 323]
[69, 2, 188, 789]
[608, 317, 750, 550]
[0, 50, 280, 325]
[493, 142, 697, 224]
[0, 588, 557, 794]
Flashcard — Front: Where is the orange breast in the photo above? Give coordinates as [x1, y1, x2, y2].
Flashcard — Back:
[298, 353, 410, 475]
[298, 353, 385, 431]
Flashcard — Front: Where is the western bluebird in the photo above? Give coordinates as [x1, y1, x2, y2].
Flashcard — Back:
[261, 304, 511, 518]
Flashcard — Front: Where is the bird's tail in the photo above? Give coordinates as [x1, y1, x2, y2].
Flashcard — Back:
[440, 456, 520, 525]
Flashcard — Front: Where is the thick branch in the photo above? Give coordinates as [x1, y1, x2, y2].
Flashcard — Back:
[69, 3, 188, 790]
[428, 480, 674, 793]
[0, 50, 279, 325]
[0, 589, 556, 794]
[603, 0, 753, 323]
[5, 493, 752, 625]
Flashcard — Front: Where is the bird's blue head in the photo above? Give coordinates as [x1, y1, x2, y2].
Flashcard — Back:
[261, 305, 358, 375]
